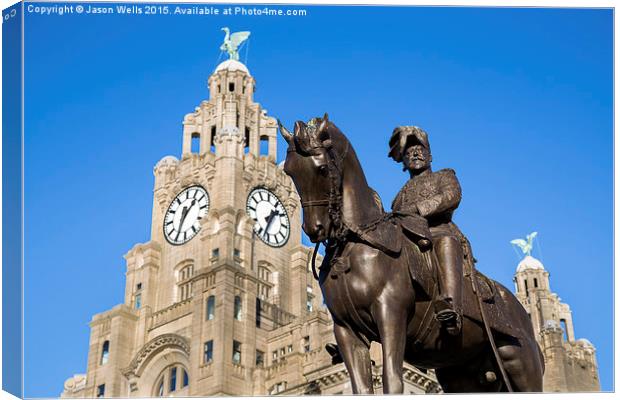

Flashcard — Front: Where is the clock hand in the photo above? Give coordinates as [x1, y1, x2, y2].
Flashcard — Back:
[264, 208, 279, 234]
[179, 200, 197, 232]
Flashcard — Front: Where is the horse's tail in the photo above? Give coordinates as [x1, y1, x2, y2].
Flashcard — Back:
[538, 343, 546, 375]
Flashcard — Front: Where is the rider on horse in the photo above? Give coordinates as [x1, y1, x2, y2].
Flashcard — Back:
[388, 126, 466, 336]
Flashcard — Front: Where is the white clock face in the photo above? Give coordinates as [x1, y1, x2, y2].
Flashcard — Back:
[246, 188, 290, 247]
[164, 185, 209, 245]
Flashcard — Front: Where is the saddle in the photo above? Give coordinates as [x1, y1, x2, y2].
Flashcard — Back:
[353, 213, 524, 340]
[353, 211, 433, 257]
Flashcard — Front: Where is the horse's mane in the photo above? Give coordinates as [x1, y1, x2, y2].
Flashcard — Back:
[322, 122, 386, 212]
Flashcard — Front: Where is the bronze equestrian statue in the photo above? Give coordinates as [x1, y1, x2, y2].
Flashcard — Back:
[279, 114, 544, 394]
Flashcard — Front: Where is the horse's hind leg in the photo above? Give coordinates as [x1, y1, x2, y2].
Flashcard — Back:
[497, 339, 544, 392]
[435, 362, 502, 393]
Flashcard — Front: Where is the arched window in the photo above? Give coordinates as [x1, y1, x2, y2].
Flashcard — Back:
[191, 132, 200, 153]
[134, 282, 143, 310]
[206, 296, 215, 320]
[153, 364, 189, 397]
[210, 126, 217, 153]
[169, 366, 177, 392]
[560, 319, 568, 342]
[234, 296, 242, 320]
[259, 135, 269, 156]
[182, 369, 189, 388]
[232, 340, 242, 364]
[135, 294, 142, 310]
[244, 127, 250, 154]
[100, 340, 109, 365]
[204, 340, 214, 364]
[306, 293, 314, 312]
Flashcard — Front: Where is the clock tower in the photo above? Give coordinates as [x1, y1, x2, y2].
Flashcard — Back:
[61, 56, 333, 397]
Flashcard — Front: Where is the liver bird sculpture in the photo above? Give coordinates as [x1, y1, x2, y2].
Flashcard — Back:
[510, 231, 538, 256]
[220, 27, 251, 61]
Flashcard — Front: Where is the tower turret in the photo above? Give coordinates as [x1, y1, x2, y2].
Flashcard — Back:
[180, 59, 276, 161]
[511, 232, 600, 392]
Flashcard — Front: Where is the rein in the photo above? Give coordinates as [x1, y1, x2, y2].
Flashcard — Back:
[300, 139, 351, 240]
[302, 139, 352, 281]
[311, 242, 321, 280]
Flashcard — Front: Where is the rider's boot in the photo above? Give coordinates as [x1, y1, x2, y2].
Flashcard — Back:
[325, 343, 343, 365]
[433, 236, 464, 336]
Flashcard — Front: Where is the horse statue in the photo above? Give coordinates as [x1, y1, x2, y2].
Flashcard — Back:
[278, 114, 544, 394]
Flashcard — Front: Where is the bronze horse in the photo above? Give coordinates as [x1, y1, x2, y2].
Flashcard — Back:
[279, 115, 544, 394]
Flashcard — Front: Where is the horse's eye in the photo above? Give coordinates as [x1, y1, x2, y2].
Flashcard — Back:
[318, 165, 328, 176]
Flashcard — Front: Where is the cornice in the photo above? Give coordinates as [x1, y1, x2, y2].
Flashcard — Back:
[90, 304, 139, 326]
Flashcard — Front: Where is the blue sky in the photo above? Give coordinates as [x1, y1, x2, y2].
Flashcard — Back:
[19, 4, 612, 396]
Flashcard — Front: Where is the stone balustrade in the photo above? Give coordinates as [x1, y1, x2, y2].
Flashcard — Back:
[232, 363, 246, 379]
[258, 300, 296, 328]
[149, 298, 193, 330]
[265, 358, 289, 379]
[303, 348, 323, 364]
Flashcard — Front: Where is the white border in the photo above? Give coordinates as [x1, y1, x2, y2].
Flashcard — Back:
[0, 1, 615, 399]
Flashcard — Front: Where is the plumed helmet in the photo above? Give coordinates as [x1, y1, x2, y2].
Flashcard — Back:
[387, 126, 431, 163]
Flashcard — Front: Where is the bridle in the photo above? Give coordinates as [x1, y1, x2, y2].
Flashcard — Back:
[298, 138, 351, 241]
[290, 136, 351, 280]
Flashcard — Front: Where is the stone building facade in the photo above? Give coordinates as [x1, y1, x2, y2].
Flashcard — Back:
[61, 59, 440, 397]
[513, 255, 600, 391]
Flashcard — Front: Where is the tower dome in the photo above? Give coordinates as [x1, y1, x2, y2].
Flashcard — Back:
[577, 338, 595, 349]
[155, 155, 179, 167]
[516, 255, 545, 273]
[214, 59, 250, 75]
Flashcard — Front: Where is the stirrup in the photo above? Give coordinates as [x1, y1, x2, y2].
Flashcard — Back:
[436, 309, 462, 336]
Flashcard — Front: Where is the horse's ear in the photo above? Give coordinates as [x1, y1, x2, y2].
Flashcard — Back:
[318, 116, 329, 137]
[317, 114, 332, 148]
[318, 125, 332, 149]
[294, 120, 306, 136]
[277, 119, 294, 145]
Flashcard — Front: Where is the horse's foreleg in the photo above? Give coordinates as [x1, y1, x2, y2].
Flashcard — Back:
[376, 304, 408, 394]
[333, 323, 373, 394]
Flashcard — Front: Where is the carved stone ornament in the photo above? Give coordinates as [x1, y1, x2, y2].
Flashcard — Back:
[122, 333, 190, 378]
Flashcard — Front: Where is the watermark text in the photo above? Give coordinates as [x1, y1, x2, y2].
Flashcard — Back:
[25, 3, 308, 17]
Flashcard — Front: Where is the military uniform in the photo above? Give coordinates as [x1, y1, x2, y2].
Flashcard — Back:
[392, 168, 462, 239]
[388, 125, 467, 335]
